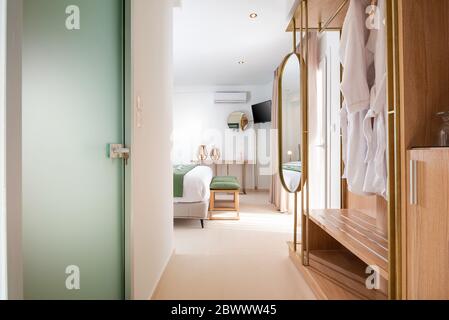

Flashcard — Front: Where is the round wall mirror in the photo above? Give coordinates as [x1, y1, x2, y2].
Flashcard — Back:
[278, 53, 302, 193]
[228, 111, 249, 131]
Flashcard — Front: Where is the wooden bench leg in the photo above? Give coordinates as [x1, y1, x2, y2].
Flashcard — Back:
[234, 191, 239, 212]
[209, 189, 240, 220]
[209, 191, 215, 212]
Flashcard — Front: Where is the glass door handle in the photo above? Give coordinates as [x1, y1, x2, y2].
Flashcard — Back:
[109, 144, 130, 165]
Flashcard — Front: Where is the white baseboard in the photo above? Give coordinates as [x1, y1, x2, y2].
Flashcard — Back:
[148, 248, 175, 300]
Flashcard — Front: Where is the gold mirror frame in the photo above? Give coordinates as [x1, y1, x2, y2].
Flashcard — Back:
[277, 52, 304, 194]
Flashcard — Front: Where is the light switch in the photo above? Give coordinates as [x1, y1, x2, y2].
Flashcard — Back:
[137, 96, 143, 111]
[136, 95, 143, 128]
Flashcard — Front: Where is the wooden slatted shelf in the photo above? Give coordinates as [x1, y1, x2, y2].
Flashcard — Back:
[309, 250, 387, 300]
[288, 243, 365, 300]
[309, 209, 389, 280]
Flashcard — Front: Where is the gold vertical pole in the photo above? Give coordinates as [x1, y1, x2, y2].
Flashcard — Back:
[386, 0, 401, 300]
[299, 2, 307, 265]
[300, 0, 306, 264]
[292, 17, 298, 253]
[299, 0, 310, 266]
[304, 0, 310, 266]
[294, 192, 298, 251]
[392, 0, 402, 300]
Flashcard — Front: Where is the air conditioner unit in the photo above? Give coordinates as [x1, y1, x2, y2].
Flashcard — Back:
[214, 91, 248, 104]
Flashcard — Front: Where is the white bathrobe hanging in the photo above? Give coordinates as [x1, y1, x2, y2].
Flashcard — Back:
[363, 0, 387, 198]
[340, 0, 373, 196]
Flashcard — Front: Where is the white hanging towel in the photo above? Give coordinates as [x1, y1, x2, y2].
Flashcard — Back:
[340, 0, 373, 196]
[363, 0, 387, 198]
[341, 104, 369, 196]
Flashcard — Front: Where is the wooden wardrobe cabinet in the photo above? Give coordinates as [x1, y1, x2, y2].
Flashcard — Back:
[406, 148, 449, 299]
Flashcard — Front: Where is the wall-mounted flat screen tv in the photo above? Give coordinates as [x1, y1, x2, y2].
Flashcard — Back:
[251, 100, 272, 124]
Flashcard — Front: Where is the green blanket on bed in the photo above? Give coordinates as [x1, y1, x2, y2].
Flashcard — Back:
[173, 164, 198, 198]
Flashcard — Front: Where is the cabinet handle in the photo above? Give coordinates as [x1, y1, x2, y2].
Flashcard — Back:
[409, 159, 418, 205]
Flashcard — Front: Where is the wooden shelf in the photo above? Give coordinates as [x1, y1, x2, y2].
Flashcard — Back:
[289, 245, 387, 300]
[309, 250, 387, 300]
[289, 243, 366, 300]
[309, 209, 389, 279]
[286, 0, 349, 31]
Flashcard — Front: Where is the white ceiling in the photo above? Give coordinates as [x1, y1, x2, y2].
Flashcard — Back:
[173, 0, 296, 86]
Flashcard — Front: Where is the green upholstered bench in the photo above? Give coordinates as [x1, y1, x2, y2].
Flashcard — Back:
[210, 176, 241, 190]
[209, 176, 240, 219]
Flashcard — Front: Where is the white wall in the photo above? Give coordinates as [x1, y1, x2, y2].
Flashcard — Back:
[130, 0, 174, 300]
[0, 0, 7, 301]
[173, 84, 273, 189]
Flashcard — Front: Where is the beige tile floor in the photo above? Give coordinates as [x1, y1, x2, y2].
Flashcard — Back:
[152, 191, 315, 300]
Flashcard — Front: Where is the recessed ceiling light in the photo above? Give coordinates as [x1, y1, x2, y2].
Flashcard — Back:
[249, 13, 258, 19]
[238, 60, 246, 65]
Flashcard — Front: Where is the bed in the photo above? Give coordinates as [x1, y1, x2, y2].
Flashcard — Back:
[173, 165, 213, 228]
[282, 161, 302, 191]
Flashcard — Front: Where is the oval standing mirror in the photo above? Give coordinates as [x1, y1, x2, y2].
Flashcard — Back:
[278, 53, 302, 193]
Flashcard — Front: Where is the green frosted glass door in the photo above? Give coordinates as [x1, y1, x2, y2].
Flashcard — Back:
[23, 0, 125, 299]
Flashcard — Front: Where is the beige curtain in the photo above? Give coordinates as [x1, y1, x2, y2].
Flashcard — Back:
[269, 69, 290, 212]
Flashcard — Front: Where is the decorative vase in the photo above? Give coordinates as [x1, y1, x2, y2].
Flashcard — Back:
[210, 147, 221, 161]
[198, 145, 208, 162]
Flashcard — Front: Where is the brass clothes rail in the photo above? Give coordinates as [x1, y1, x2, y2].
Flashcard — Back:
[318, 0, 349, 33]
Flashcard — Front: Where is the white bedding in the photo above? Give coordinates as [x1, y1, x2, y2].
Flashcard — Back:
[174, 165, 213, 203]
[283, 169, 302, 192]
